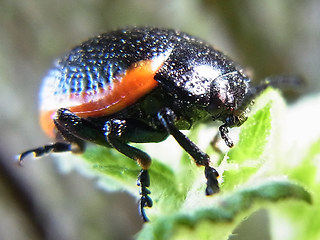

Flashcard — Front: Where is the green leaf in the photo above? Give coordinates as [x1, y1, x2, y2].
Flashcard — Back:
[269, 139, 320, 240]
[221, 89, 276, 190]
[228, 102, 271, 163]
[267, 93, 320, 240]
[289, 139, 320, 188]
[81, 145, 185, 216]
[137, 179, 311, 240]
[83, 146, 141, 193]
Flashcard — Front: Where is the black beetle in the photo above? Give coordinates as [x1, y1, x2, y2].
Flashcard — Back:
[20, 27, 300, 221]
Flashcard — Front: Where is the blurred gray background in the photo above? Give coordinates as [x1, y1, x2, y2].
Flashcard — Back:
[1, 1, 319, 239]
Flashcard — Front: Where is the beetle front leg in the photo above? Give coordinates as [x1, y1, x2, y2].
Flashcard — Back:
[104, 119, 153, 222]
[219, 124, 234, 148]
[219, 114, 247, 148]
[157, 108, 219, 195]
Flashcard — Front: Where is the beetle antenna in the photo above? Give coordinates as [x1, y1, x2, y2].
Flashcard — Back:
[238, 74, 304, 113]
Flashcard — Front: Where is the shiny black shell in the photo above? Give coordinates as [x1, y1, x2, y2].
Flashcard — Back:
[40, 27, 250, 137]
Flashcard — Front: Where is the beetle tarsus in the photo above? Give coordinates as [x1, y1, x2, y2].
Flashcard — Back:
[19, 142, 72, 164]
[219, 125, 234, 148]
[137, 169, 153, 222]
[205, 166, 220, 195]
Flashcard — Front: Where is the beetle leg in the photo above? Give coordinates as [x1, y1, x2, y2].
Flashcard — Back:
[137, 169, 153, 222]
[19, 142, 72, 164]
[219, 124, 234, 148]
[56, 110, 154, 221]
[210, 131, 225, 155]
[157, 108, 219, 195]
[54, 108, 108, 147]
[19, 109, 89, 164]
[219, 112, 249, 148]
[104, 119, 153, 222]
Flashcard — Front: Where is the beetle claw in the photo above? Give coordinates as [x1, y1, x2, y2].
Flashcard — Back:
[139, 196, 153, 222]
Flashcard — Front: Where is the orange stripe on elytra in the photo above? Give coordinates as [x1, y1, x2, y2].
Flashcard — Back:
[40, 58, 162, 139]
[39, 110, 56, 139]
[69, 59, 159, 117]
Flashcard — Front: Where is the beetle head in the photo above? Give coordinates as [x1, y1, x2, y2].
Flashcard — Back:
[207, 71, 250, 126]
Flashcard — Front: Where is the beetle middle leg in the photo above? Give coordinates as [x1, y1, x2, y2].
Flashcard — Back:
[157, 107, 220, 195]
[104, 119, 154, 222]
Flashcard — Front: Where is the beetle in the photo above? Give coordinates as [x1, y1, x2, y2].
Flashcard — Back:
[19, 27, 299, 222]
